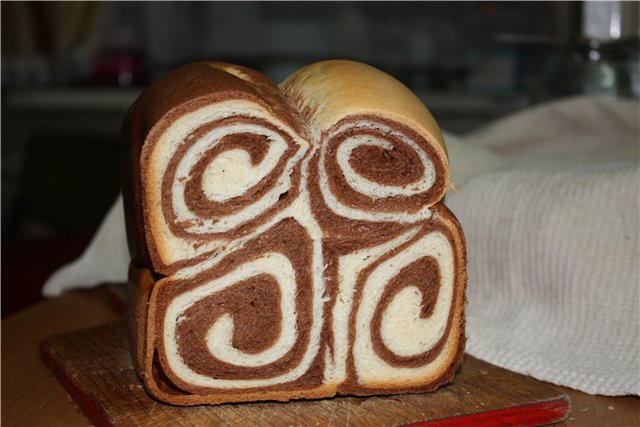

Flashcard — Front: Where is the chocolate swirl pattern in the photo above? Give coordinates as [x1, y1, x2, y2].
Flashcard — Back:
[282, 61, 449, 239]
[316, 117, 443, 224]
[163, 118, 301, 236]
[152, 219, 327, 396]
[150, 112, 307, 273]
[321, 206, 465, 394]
[125, 60, 466, 405]
[349, 209, 465, 392]
[123, 62, 309, 275]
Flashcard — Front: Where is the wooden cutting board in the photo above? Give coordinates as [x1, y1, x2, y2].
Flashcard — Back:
[40, 322, 569, 427]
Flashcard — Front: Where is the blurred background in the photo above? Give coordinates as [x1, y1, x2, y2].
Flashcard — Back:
[2, 1, 639, 316]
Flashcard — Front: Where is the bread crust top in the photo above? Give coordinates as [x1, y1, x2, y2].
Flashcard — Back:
[281, 60, 446, 155]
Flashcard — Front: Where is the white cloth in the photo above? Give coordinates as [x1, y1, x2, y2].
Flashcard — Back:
[41, 196, 129, 296]
[42, 96, 640, 396]
[450, 163, 639, 396]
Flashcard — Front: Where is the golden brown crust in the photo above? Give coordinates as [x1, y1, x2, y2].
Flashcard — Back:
[281, 61, 444, 143]
[281, 60, 447, 157]
[127, 264, 156, 384]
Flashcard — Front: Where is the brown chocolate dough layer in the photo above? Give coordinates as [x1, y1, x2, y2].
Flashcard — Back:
[154, 219, 323, 392]
[323, 116, 446, 214]
[350, 143, 424, 186]
[176, 274, 282, 369]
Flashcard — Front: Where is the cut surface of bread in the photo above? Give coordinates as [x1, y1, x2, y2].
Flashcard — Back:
[124, 60, 467, 405]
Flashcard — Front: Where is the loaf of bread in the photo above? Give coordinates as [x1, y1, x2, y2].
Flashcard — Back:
[123, 60, 466, 405]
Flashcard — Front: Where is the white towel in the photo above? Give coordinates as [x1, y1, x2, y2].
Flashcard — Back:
[41, 195, 129, 295]
[448, 162, 639, 396]
[42, 95, 640, 396]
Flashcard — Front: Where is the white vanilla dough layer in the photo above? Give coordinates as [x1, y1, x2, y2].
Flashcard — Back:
[201, 146, 284, 202]
[353, 230, 455, 385]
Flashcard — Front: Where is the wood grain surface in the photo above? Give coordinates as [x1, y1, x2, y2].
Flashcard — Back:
[40, 322, 569, 427]
[2, 288, 639, 426]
